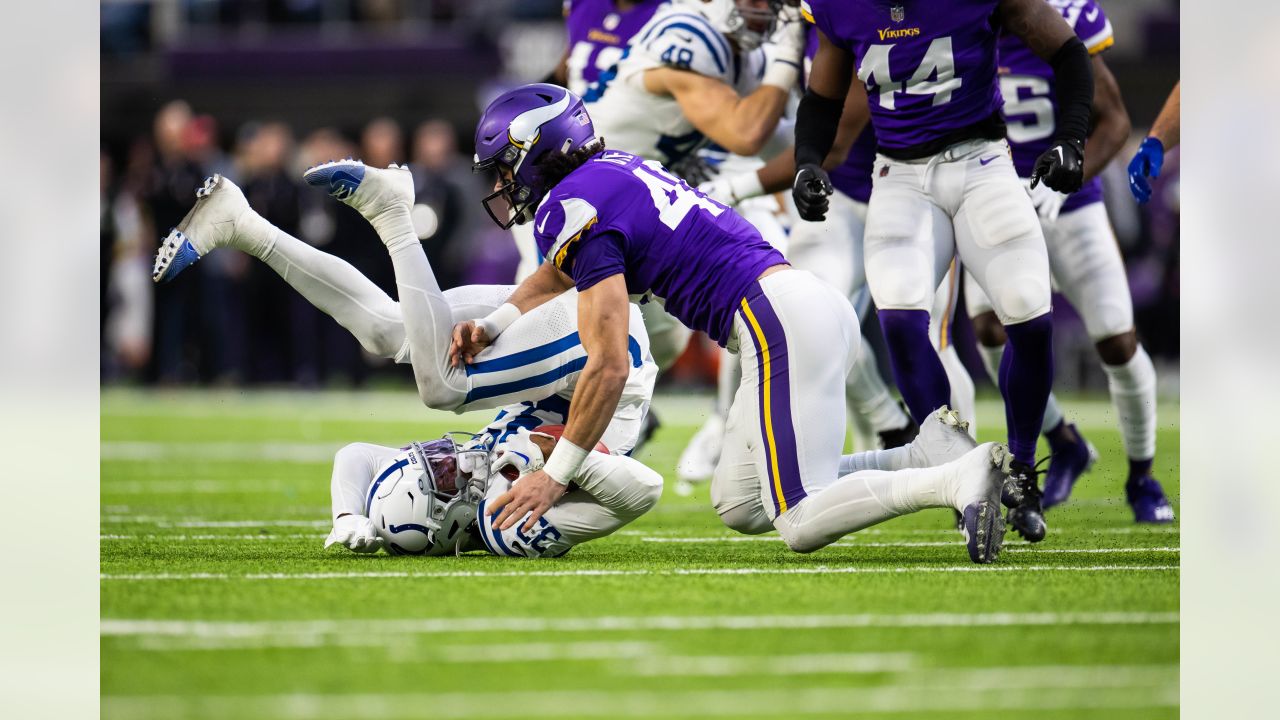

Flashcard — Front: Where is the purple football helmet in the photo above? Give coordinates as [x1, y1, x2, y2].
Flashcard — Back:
[473, 83, 598, 229]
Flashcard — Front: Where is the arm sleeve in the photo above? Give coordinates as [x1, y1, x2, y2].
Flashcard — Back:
[794, 88, 845, 167]
[1048, 37, 1094, 144]
[567, 230, 628, 292]
[330, 443, 400, 519]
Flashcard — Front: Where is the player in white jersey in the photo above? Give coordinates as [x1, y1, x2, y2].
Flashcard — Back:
[326, 424, 665, 558]
[151, 173, 659, 454]
[581, 0, 808, 371]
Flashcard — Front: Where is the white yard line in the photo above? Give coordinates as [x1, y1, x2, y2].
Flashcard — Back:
[100, 565, 1178, 582]
[102, 677, 1177, 720]
[101, 611, 1179, 639]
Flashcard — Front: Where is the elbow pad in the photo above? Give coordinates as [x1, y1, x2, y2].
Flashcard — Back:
[1048, 37, 1094, 144]
[794, 89, 845, 168]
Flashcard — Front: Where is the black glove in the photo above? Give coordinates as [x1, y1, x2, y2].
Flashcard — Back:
[1030, 138, 1084, 194]
[792, 163, 834, 221]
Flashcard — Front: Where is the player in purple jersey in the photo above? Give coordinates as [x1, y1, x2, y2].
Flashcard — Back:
[704, 24, 979, 448]
[961, 0, 1172, 523]
[542, 1, 664, 100]
[795, 0, 1098, 543]
[458, 84, 1013, 563]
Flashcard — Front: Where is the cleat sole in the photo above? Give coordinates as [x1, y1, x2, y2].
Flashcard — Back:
[152, 229, 201, 284]
[962, 500, 1005, 564]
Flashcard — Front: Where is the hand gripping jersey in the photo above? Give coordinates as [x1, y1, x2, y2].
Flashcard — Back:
[998, 0, 1113, 213]
[563, 0, 664, 98]
[802, 24, 877, 203]
[801, 0, 1004, 156]
[586, 5, 768, 167]
[533, 150, 786, 346]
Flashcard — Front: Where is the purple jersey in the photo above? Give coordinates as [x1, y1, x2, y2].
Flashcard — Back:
[801, 0, 1004, 156]
[533, 150, 786, 345]
[999, 0, 1113, 212]
[803, 25, 876, 203]
[564, 0, 663, 98]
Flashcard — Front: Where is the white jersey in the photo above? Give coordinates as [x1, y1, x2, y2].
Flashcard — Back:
[587, 6, 766, 167]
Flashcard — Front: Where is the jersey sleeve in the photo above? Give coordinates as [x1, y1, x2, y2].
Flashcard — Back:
[534, 194, 601, 273]
[629, 10, 735, 81]
[567, 229, 628, 291]
[1070, 0, 1114, 55]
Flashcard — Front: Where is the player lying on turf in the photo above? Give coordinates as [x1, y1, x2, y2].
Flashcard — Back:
[432, 84, 1012, 563]
[326, 424, 664, 558]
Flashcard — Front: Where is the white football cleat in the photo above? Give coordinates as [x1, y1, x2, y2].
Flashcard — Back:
[303, 159, 414, 224]
[152, 174, 254, 284]
[675, 414, 725, 495]
[906, 405, 977, 469]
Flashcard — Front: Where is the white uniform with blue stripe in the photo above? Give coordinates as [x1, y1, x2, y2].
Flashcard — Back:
[437, 285, 657, 455]
[586, 6, 766, 168]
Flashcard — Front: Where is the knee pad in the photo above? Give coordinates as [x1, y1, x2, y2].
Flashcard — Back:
[866, 245, 933, 309]
[718, 502, 773, 536]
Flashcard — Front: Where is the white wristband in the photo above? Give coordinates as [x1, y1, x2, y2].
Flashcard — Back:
[475, 303, 521, 340]
[728, 171, 766, 203]
[542, 438, 590, 486]
[761, 59, 800, 91]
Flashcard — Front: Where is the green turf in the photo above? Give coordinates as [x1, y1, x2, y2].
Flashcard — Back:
[101, 388, 1179, 719]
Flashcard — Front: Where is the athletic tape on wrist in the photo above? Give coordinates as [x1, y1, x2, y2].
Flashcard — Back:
[762, 60, 800, 91]
[476, 303, 521, 340]
[543, 439, 589, 486]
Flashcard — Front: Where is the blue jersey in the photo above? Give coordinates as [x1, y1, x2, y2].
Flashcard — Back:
[802, 0, 1004, 155]
[533, 150, 786, 345]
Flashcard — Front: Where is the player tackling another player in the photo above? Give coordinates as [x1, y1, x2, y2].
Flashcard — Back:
[457, 82, 1011, 561]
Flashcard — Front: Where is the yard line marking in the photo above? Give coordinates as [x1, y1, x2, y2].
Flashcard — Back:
[638, 537, 1180, 552]
[628, 652, 917, 676]
[101, 534, 324, 541]
[101, 671, 1178, 719]
[100, 611, 1180, 639]
[100, 519, 332, 528]
[102, 441, 340, 463]
[620, 526, 1179, 537]
[100, 565, 1177, 582]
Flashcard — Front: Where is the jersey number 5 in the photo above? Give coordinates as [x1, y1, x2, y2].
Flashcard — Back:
[633, 161, 724, 230]
[859, 37, 961, 110]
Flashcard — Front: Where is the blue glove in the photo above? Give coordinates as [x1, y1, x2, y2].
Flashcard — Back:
[1127, 137, 1165, 204]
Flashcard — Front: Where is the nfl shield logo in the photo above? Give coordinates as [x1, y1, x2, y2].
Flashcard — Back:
[890, 4, 905, 23]
[879, 165, 890, 177]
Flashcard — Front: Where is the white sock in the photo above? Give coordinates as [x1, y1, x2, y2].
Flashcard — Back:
[939, 344, 976, 436]
[1102, 344, 1157, 461]
[773, 465, 952, 552]
[977, 340, 1064, 435]
[388, 242, 469, 408]
[838, 446, 913, 475]
[846, 344, 910, 433]
[237, 214, 406, 360]
[369, 202, 420, 256]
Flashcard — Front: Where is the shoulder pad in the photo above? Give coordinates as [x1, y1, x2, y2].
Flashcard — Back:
[536, 195, 601, 271]
[634, 10, 734, 80]
[1054, 0, 1113, 54]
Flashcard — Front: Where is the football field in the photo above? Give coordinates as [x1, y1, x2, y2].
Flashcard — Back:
[101, 388, 1179, 719]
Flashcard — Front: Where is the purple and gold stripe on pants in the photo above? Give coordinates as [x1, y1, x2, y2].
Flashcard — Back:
[739, 286, 805, 515]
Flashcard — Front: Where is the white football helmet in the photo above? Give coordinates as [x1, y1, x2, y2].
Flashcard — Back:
[367, 434, 493, 556]
[675, 0, 783, 51]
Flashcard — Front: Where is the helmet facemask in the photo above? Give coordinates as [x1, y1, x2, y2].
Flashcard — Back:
[731, 0, 782, 52]
[473, 144, 538, 230]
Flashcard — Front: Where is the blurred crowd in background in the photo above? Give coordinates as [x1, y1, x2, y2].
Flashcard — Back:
[101, 0, 1181, 393]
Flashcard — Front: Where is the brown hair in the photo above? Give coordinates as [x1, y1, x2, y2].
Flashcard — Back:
[534, 138, 607, 189]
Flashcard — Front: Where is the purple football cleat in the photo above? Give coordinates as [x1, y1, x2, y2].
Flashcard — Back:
[1042, 423, 1098, 510]
[1127, 476, 1175, 523]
